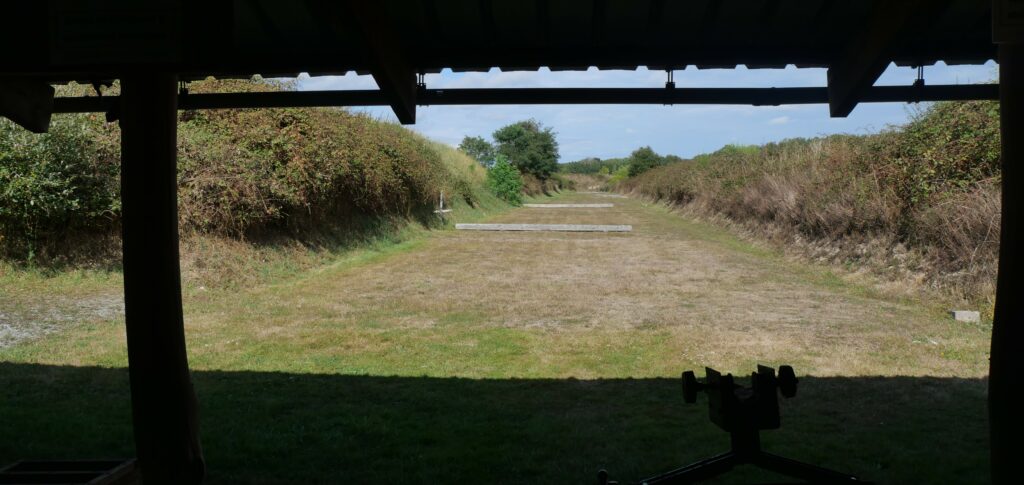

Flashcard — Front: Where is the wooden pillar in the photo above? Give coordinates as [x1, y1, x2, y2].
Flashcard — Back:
[119, 73, 205, 484]
[991, 43, 1023, 485]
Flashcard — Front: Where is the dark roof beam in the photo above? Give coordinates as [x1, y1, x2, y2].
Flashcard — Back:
[826, 0, 937, 117]
[480, 0, 497, 45]
[343, 1, 417, 124]
[699, 0, 723, 37]
[592, 0, 607, 46]
[648, 0, 666, 29]
[536, 0, 550, 45]
[759, 0, 782, 20]
[421, 0, 443, 39]
[0, 77, 55, 133]
[51, 84, 999, 113]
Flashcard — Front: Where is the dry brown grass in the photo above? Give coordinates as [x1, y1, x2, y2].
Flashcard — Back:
[165, 191, 990, 381]
[622, 136, 1001, 309]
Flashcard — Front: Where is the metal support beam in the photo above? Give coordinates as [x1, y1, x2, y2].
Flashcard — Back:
[991, 41, 1023, 485]
[826, 0, 927, 117]
[344, 1, 417, 124]
[50, 84, 999, 114]
[0, 77, 54, 133]
[119, 73, 204, 484]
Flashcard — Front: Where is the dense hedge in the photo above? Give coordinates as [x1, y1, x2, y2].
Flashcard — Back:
[0, 79, 482, 261]
[0, 115, 120, 259]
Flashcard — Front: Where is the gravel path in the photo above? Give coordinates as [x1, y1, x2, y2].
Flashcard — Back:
[0, 293, 123, 348]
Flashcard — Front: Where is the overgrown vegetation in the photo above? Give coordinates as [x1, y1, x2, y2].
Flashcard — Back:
[486, 155, 524, 205]
[621, 100, 1001, 304]
[459, 119, 560, 181]
[0, 115, 119, 262]
[0, 79, 496, 268]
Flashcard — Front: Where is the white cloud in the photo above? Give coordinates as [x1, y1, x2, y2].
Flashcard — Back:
[768, 116, 790, 125]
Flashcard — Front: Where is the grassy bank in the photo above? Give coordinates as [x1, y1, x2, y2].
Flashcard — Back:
[0, 79, 500, 268]
[0, 78, 510, 289]
[620, 100, 1001, 307]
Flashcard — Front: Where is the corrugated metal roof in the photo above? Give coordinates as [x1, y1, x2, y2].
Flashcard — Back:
[0, 0, 996, 82]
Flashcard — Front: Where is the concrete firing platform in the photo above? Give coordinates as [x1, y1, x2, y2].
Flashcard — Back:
[455, 223, 632, 232]
[578, 192, 628, 198]
[522, 203, 613, 208]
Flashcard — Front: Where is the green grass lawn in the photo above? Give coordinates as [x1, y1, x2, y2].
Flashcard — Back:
[0, 192, 992, 484]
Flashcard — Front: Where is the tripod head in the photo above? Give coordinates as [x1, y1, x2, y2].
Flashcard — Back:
[681, 365, 798, 432]
[598, 365, 865, 484]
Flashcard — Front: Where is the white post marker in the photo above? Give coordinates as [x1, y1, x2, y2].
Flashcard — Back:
[435, 191, 452, 215]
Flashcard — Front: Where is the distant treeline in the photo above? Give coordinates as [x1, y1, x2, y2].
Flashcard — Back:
[560, 149, 683, 176]
[559, 157, 628, 175]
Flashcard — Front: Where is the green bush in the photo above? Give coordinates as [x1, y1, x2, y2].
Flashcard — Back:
[0, 115, 119, 260]
[608, 165, 631, 185]
[487, 155, 524, 205]
[874, 101, 1001, 209]
[627, 146, 664, 177]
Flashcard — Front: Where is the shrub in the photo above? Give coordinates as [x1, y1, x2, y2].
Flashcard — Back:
[492, 119, 559, 180]
[487, 155, 524, 205]
[627, 146, 664, 177]
[608, 165, 631, 185]
[0, 115, 119, 260]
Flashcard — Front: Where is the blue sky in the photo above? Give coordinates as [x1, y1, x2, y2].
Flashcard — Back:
[296, 62, 997, 162]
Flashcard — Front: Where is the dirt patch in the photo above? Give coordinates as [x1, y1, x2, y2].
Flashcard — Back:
[0, 293, 123, 348]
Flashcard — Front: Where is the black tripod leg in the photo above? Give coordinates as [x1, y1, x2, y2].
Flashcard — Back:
[754, 452, 868, 484]
[637, 452, 738, 484]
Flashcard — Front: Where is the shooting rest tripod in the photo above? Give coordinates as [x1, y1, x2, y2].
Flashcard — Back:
[598, 365, 867, 485]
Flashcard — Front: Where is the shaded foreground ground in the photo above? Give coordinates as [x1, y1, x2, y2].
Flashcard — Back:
[0, 193, 992, 483]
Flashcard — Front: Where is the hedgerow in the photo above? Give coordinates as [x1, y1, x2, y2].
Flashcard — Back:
[0, 78, 484, 262]
[622, 100, 1001, 302]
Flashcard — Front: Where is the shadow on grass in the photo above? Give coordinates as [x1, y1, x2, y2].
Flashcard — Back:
[0, 363, 988, 484]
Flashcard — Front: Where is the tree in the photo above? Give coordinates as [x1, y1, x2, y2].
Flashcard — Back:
[627, 146, 664, 177]
[486, 154, 523, 205]
[459, 136, 495, 168]
[492, 119, 559, 180]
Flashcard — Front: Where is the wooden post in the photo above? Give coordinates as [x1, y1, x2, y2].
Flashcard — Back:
[119, 73, 205, 484]
[991, 42, 1023, 485]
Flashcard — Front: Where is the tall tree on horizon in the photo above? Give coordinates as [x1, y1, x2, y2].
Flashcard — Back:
[492, 119, 559, 180]
[458, 135, 496, 168]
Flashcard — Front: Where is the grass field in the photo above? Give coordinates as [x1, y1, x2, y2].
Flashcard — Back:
[0, 192, 991, 484]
